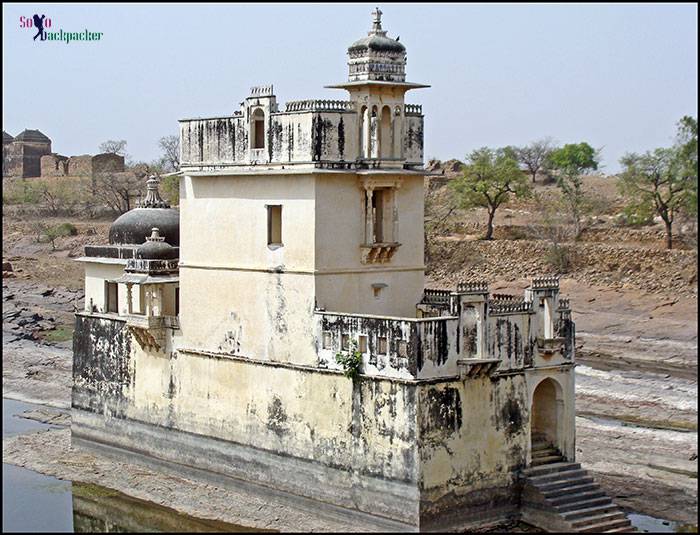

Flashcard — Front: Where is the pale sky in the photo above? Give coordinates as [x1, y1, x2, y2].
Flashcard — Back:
[2, 3, 697, 172]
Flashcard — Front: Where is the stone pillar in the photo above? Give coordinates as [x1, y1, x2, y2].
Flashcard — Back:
[126, 284, 133, 315]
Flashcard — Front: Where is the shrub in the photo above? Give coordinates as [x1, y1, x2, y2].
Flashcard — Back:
[54, 222, 78, 236]
[335, 341, 363, 380]
[545, 244, 573, 273]
[618, 203, 655, 227]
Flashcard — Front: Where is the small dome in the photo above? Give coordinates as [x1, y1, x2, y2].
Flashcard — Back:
[349, 34, 405, 54]
[108, 176, 180, 246]
[14, 129, 50, 143]
[136, 228, 178, 260]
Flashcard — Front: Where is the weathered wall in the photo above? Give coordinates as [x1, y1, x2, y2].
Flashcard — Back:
[83, 262, 127, 313]
[314, 173, 425, 317]
[68, 155, 93, 177]
[40, 154, 69, 177]
[92, 153, 125, 174]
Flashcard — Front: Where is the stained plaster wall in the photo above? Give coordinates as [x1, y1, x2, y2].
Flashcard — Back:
[83, 262, 135, 314]
[178, 172, 317, 362]
[314, 173, 424, 317]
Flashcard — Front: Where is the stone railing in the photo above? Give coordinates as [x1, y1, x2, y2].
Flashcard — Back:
[421, 289, 451, 307]
[531, 275, 560, 290]
[404, 104, 422, 115]
[284, 100, 356, 113]
[557, 298, 570, 311]
[488, 298, 533, 315]
[456, 280, 489, 294]
[125, 258, 179, 275]
[315, 311, 459, 379]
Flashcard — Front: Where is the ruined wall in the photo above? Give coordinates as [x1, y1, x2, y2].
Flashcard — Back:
[40, 154, 69, 177]
[487, 311, 534, 370]
[92, 153, 125, 174]
[68, 155, 93, 177]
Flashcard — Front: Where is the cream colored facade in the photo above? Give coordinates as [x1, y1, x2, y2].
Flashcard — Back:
[73, 9, 577, 531]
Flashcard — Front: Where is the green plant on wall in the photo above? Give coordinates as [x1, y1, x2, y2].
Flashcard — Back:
[335, 340, 363, 380]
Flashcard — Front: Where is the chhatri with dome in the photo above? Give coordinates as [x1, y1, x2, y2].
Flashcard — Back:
[72, 9, 633, 532]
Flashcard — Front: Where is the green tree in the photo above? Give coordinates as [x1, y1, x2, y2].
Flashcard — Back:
[675, 115, 698, 218]
[450, 147, 531, 240]
[619, 146, 696, 250]
[548, 142, 600, 239]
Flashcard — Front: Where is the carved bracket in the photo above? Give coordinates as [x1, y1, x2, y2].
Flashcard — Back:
[360, 243, 400, 264]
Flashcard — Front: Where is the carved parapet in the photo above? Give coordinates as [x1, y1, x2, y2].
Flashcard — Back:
[488, 298, 533, 315]
[421, 288, 451, 307]
[531, 275, 560, 290]
[404, 104, 422, 116]
[250, 85, 274, 97]
[557, 298, 571, 311]
[360, 242, 400, 264]
[455, 280, 489, 294]
[491, 293, 517, 301]
[284, 99, 356, 113]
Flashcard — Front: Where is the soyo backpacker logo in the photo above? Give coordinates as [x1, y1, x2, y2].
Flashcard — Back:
[20, 14, 103, 43]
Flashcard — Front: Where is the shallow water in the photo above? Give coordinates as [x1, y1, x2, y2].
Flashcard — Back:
[2, 398, 266, 532]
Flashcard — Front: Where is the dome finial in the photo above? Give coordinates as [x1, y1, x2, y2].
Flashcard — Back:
[371, 7, 383, 34]
[141, 175, 170, 209]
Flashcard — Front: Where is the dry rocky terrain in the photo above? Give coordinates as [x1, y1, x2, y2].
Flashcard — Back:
[2, 169, 698, 529]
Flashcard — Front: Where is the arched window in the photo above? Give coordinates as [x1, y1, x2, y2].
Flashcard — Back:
[359, 105, 369, 158]
[251, 108, 265, 149]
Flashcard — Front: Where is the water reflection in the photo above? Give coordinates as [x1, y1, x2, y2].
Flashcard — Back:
[3, 398, 269, 533]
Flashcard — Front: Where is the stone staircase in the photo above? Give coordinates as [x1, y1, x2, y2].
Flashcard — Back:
[521, 437, 636, 532]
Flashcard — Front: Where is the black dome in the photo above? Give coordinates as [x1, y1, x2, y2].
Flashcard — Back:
[136, 228, 178, 260]
[109, 208, 180, 246]
[349, 34, 405, 54]
[14, 129, 50, 143]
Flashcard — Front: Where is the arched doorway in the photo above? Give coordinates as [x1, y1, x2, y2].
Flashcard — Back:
[530, 377, 564, 457]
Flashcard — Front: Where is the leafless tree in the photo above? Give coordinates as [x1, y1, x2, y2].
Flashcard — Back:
[98, 139, 128, 156]
[514, 138, 557, 183]
[92, 170, 146, 215]
[158, 135, 180, 172]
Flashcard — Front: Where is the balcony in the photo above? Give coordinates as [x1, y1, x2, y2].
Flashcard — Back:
[315, 310, 459, 380]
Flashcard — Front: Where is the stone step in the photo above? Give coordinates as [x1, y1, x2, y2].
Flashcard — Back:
[537, 476, 595, 492]
[604, 527, 636, 532]
[562, 502, 621, 520]
[542, 482, 599, 498]
[571, 511, 627, 528]
[578, 518, 633, 532]
[523, 462, 581, 477]
[549, 489, 607, 506]
[531, 455, 565, 466]
[556, 495, 613, 513]
[532, 447, 559, 456]
[528, 469, 589, 485]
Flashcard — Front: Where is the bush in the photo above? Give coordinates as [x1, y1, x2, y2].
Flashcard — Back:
[335, 341, 363, 380]
[160, 174, 180, 205]
[545, 244, 573, 273]
[54, 222, 78, 236]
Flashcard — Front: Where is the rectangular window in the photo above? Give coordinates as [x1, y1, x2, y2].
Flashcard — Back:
[397, 340, 408, 358]
[267, 205, 282, 246]
[322, 331, 332, 350]
[358, 335, 368, 354]
[341, 334, 350, 351]
[106, 282, 118, 314]
[377, 336, 388, 355]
